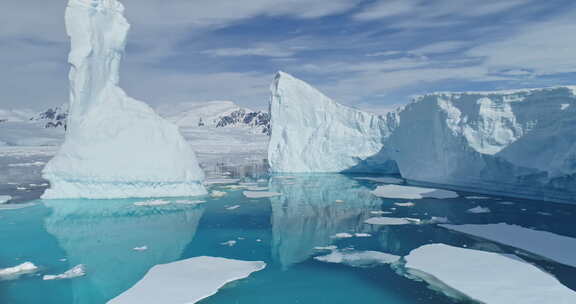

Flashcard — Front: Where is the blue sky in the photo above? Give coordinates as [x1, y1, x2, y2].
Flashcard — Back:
[1, 0, 575, 113]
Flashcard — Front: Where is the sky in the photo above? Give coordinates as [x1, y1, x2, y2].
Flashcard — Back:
[1, 0, 575, 113]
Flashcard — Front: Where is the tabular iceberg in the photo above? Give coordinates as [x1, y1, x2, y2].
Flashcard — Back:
[268, 72, 398, 173]
[268, 71, 576, 202]
[42, 0, 206, 199]
[389, 87, 576, 202]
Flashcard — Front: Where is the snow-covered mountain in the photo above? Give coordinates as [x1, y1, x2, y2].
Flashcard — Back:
[30, 104, 68, 129]
[158, 101, 270, 135]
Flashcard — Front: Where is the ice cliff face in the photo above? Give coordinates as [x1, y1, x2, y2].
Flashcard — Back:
[42, 0, 206, 199]
[268, 72, 398, 173]
[389, 87, 576, 201]
[268, 72, 576, 202]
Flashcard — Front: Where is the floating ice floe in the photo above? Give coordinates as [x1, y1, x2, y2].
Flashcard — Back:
[331, 233, 354, 239]
[0, 195, 11, 204]
[133, 246, 148, 252]
[370, 210, 393, 215]
[465, 196, 491, 200]
[0, 202, 36, 210]
[467, 206, 491, 214]
[499, 201, 516, 205]
[243, 191, 281, 199]
[371, 185, 458, 199]
[364, 217, 420, 225]
[109, 257, 266, 304]
[221, 240, 237, 247]
[334, 200, 345, 203]
[43, 264, 86, 281]
[440, 223, 576, 268]
[424, 216, 449, 224]
[315, 249, 400, 268]
[8, 161, 46, 167]
[246, 186, 268, 191]
[226, 205, 240, 210]
[210, 191, 227, 198]
[403, 244, 576, 303]
[354, 177, 404, 184]
[173, 200, 205, 205]
[314, 245, 338, 251]
[134, 200, 170, 207]
[204, 179, 240, 185]
[0, 262, 39, 281]
[355, 233, 372, 237]
[394, 202, 415, 207]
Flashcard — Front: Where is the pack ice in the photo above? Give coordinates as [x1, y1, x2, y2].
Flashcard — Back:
[42, 0, 206, 199]
[268, 72, 576, 202]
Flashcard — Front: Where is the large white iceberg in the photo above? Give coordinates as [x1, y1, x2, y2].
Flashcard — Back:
[268, 72, 398, 173]
[42, 0, 206, 199]
[268, 72, 576, 202]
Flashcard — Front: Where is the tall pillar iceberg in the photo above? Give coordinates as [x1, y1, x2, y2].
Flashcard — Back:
[268, 72, 399, 173]
[42, 0, 206, 199]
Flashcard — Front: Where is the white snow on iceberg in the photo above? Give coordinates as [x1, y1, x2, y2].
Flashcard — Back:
[440, 223, 576, 268]
[109, 257, 266, 304]
[41, 0, 206, 199]
[403, 244, 576, 303]
[371, 185, 458, 199]
[268, 72, 398, 173]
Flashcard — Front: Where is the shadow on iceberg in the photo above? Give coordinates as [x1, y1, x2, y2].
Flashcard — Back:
[42, 198, 204, 303]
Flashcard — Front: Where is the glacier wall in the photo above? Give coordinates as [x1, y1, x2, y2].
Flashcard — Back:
[268, 72, 399, 173]
[42, 0, 206, 199]
[268, 72, 576, 202]
[388, 87, 576, 202]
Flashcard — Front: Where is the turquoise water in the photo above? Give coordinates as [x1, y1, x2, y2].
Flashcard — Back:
[1, 172, 576, 303]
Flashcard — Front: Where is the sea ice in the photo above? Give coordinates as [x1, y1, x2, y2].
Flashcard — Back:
[41, 0, 206, 199]
[246, 186, 269, 191]
[133, 246, 148, 252]
[466, 206, 491, 214]
[221, 240, 237, 247]
[173, 200, 205, 205]
[354, 233, 372, 237]
[43, 264, 86, 281]
[370, 210, 393, 215]
[8, 161, 46, 167]
[108, 257, 266, 304]
[331, 233, 354, 239]
[403, 244, 576, 303]
[440, 223, 576, 268]
[0, 195, 11, 204]
[210, 191, 227, 198]
[225, 205, 241, 210]
[394, 202, 415, 207]
[0, 262, 39, 281]
[204, 179, 240, 185]
[243, 191, 281, 198]
[364, 217, 420, 225]
[315, 249, 400, 268]
[371, 185, 458, 199]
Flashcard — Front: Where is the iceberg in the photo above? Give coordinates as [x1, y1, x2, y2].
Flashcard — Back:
[268, 72, 399, 173]
[403, 244, 576, 303]
[268, 72, 576, 203]
[109, 257, 266, 304]
[0, 262, 39, 281]
[314, 249, 400, 267]
[41, 0, 206, 199]
[43, 264, 86, 281]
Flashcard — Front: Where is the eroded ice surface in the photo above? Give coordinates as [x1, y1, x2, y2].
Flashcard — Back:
[109, 257, 266, 304]
[42, 0, 205, 199]
[268, 72, 398, 173]
[404, 244, 576, 303]
[440, 223, 576, 268]
[371, 185, 458, 199]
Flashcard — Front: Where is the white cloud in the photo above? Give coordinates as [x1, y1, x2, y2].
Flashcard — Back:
[410, 41, 469, 55]
[353, 0, 416, 20]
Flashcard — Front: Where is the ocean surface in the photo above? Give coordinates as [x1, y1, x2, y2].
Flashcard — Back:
[1, 156, 576, 303]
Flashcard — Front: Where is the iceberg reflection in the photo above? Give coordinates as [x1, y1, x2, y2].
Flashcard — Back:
[42, 199, 204, 303]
